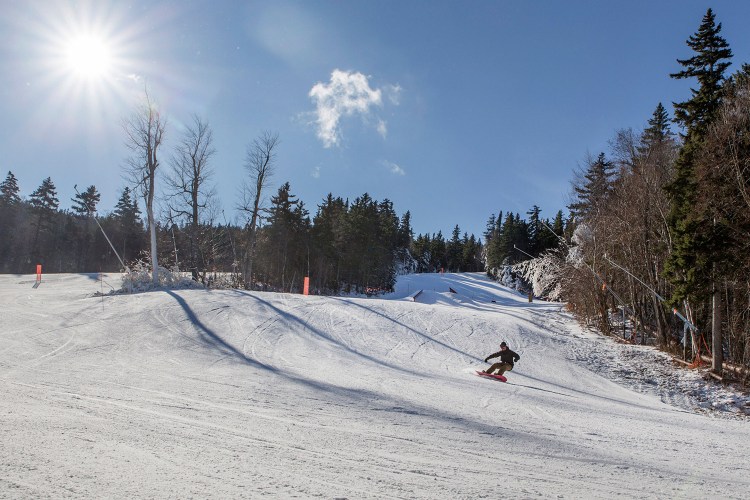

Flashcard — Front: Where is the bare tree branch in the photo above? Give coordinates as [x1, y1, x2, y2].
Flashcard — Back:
[122, 86, 166, 285]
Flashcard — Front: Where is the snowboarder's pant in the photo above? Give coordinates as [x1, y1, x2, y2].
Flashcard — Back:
[487, 362, 513, 375]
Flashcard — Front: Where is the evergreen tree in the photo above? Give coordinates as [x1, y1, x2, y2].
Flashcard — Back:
[640, 103, 673, 150]
[261, 182, 310, 291]
[484, 212, 502, 271]
[526, 205, 543, 256]
[375, 199, 399, 289]
[114, 187, 141, 224]
[71, 185, 101, 216]
[0, 171, 21, 206]
[536, 216, 561, 254]
[29, 177, 59, 213]
[70, 185, 102, 271]
[670, 8, 732, 136]
[551, 210, 565, 237]
[430, 231, 447, 271]
[484, 214, 497, 243]
[0, 171, 22, 271]
[637, 103, 678, 179]
[446, 225, 462, 271]
[412, 233, 432, 273]
[397, 210, 413, 250]
[569, 153, 615, 220]
[495, 213, 517, 264]
[665, 8, 733, 304]
[311, 193, 347, 292]
[28, 177, 60, 266]
[461, 233, 483, 272]
[113, 187, 145, 263]
[378, 199, 399, 256]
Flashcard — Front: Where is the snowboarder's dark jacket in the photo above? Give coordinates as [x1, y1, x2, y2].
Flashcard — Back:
[485, 348, 520, 366]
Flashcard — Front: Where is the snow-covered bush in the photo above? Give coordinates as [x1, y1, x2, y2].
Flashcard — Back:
[487, 263, 530, 295]
[119, 258, 204, 293]
[514, 251, 567, 301]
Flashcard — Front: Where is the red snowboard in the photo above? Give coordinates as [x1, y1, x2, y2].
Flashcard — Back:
[476, 370, 507, 382]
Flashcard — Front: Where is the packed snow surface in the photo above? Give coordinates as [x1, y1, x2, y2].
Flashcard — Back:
[1, 272, 749, 498]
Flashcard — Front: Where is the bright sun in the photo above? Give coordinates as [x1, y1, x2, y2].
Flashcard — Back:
[64, 35, 112, 79]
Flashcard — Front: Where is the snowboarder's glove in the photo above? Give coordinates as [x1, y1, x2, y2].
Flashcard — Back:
[484, 357, 489, 363]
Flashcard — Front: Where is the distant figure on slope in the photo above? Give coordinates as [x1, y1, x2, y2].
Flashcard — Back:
[482, 341, 520, 376]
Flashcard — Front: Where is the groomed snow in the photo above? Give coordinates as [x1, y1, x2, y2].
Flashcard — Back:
[1, 272, 748, 498]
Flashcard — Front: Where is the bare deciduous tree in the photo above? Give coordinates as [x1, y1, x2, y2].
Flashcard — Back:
[239, 131, 279, 289]
[165, 114, 216, 282]
[123, 87, 166, 286]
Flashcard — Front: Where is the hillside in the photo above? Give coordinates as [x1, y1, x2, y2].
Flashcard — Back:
[1, 272, 748, 498]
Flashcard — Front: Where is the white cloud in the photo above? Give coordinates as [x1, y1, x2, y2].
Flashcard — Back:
[376, 119, 387, 138]
[311, 166, 321, 178]
[385, 84, 402, 105]
[382, 160, 406, 176]
[309, 69, 399, 148]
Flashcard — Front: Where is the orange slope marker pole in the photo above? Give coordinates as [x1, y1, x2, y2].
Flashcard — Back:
[33, 264, 42, 289]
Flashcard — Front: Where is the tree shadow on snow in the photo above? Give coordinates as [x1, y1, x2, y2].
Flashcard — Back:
[329, 296, 484, 364]
[232, 290, 422, 377]
[164, 289, 277, 372]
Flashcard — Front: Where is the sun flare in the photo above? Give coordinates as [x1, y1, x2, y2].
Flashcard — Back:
[64, 35, 112, 79]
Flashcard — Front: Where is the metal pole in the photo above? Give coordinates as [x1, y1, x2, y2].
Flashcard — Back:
[603, 254, 697, 333]
[513, 244, 534, 259]
[75, 185, 131, 293]
[74, 185, 129, 273]
[534, 220, 636, 318]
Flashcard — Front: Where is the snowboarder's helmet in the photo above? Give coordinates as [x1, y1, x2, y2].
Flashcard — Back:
[500, 342, 507, 348]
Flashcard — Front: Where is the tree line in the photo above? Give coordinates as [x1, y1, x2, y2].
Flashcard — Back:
[0, 171, 492, 295]
[0, 161, 560, 295]
[519, 8, 749, 377]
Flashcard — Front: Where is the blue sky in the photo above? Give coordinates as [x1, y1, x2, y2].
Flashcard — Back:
[2, 0, 750, 240]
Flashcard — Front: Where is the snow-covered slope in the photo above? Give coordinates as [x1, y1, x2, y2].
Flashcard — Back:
[1, 273, 748, 498]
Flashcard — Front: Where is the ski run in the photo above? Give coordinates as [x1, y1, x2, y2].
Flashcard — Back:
[1, 272, 749, 498]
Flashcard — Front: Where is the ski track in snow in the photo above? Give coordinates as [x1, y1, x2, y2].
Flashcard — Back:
[1, 272, 749, 499]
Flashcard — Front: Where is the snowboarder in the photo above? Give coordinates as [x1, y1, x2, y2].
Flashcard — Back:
[482, 341, 520, 377]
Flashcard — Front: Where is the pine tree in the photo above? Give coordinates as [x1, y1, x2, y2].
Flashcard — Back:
[639, 103, 673, 147]
[670, 8, 732, 137]
[412, 233, 432, 273]
[0, 171, 21, 206]
[665, 8, 733, 305]
[262, 182, 310, 291]
[29, 177, 59, 213]
[537, 213, 562, 253]
[551, 211, 565, 241]
[526, 205, 543, 256]
[114, 187, 140, 223]
[664, 8, 733, 372]
[113, 187, 145, 263]
[311, 193, 347, 292]
[484, 212, 502, 271]
[446, 225, 462, 271]
[397, 211, 413, 250]
[461, 233, 483, 272]
[28, 177, 61, 263]
[69, 185, 101, 271]
[569, 153, 615, 220]
[71, 185, 101, 216]
[484, 214, 497, 243]
[430, 231, 446, 272]
[0, 171, 22, 271]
